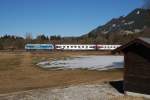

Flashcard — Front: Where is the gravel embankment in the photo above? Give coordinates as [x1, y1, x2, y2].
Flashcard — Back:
[0, 84, 145, 100]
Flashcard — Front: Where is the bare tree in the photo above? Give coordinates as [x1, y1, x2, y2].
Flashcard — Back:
[25, 33, 33, 43]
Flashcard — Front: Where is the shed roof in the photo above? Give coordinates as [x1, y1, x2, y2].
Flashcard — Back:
[139, 37, 150, 44]
[113, 37, 150, 53]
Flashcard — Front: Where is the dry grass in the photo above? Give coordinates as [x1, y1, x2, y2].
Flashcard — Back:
[0, 51, 123, 94]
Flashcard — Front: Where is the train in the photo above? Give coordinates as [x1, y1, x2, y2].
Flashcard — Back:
[25, 44, 121, 51]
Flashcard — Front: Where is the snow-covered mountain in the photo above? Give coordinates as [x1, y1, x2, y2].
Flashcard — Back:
[85, 8, 150, 37]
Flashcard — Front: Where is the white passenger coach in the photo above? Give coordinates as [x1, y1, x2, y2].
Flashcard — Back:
[55, 44, 121, 50]
[97, 45, 121, 50]
[55, 44, 96, 50]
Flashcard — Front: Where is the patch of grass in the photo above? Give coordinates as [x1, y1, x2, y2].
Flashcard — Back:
[0, 55, 21, 71]
[32, 56, 52, 64]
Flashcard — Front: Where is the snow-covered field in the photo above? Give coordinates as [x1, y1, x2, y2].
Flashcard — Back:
[37, 56, 124, 70]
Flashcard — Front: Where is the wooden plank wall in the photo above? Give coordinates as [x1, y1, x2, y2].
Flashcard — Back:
[124, 44, 150, 94]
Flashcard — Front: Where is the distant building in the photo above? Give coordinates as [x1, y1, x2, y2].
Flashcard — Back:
[113, 37, 150, 98]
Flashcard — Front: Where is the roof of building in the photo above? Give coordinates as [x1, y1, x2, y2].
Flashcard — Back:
[138, 37, 150, 44]
[113, 37, 150, 53]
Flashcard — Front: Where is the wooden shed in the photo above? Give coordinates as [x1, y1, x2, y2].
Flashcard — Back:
[113, 37, 150, 97]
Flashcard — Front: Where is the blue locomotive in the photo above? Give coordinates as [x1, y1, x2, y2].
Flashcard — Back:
[25, 44, 54, 51]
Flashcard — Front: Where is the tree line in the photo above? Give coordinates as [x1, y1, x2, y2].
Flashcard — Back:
[0, 34, 62, 50]
[0, 30, 149, 50]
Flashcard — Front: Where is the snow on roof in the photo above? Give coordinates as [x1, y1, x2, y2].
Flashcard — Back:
[139, 37, 150, 44]
[113, 37, 150, 53]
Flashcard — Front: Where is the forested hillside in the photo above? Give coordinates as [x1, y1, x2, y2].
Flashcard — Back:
[81, 8, 150, 44]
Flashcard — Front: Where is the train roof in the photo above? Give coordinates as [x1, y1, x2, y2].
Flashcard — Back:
[25, 44, 53, 46]
[55, 44, 121, 45]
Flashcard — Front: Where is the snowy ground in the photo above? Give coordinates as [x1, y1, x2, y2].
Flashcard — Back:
[0, 84, 145, 100]
[0, 84, 123, 100]
[37, 56, 124, 70]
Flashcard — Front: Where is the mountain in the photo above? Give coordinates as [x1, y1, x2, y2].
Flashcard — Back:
[88, 8, 150, 35]
[82, 8, 150, 44]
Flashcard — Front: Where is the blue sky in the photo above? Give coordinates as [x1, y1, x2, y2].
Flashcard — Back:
[0, 0, 143, 37]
